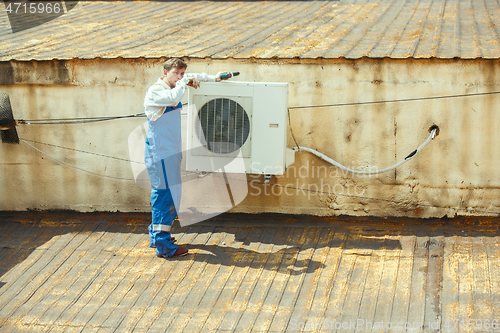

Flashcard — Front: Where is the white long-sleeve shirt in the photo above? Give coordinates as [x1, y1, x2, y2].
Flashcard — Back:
[144, 73, 216, 121]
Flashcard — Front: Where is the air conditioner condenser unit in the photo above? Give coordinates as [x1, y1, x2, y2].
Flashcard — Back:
[186, 81, 295, 175]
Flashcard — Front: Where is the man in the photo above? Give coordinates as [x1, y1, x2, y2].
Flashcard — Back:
[143, 58, 226, 258]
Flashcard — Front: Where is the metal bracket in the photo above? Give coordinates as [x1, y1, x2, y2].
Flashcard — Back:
[263, 174, 273, 185]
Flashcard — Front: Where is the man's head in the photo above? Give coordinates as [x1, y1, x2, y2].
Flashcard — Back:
[163, 58, 187, 89]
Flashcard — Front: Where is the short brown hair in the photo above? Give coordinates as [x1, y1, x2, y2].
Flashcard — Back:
[164, 58, 187, 72]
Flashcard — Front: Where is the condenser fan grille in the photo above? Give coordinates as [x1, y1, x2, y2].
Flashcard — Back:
[197, 98, 250, 154]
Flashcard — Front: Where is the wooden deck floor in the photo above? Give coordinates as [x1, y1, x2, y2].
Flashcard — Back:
[0, 212, 499, 332]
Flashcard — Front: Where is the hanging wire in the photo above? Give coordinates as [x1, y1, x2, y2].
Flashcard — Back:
[20, 137, 143, 164]
[288, 90, 500, 110]
[287, 108, 300, 150]
[20, 138, 137, 180]
[20, 138, 203, 179]
[13, 90, 500, 215]
[18, 113, 146, 125]
[18, 137, 500, 216]
[16, 103, 192, 125]
[12, 91, 500, 124]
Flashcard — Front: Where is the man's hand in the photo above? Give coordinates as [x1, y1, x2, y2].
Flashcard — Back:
[187, 78, 200, 89]
[215, 72, 228, 82]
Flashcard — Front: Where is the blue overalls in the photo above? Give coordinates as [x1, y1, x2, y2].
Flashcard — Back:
[145, 102, 183, 258]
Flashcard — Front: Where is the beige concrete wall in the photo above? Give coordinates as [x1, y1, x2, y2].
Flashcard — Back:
[1, 57, 499, 218]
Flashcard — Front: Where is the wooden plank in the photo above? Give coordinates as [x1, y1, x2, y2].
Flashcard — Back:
[115, 227, 201, 332]
[283, 227, 334, 329]
[9, 222, 104, 329]
[127, 226, 203, 332]
[338, 232, 390, 333]
[485, 235, 500, 323]
[160, 227, 243, 332]
[46, 224, 143, 331]
[0, 221, 20, 247]
[0, 224, 41, 277]
[103, 225, 187, 330]
[404, 235, 429, 330]
[322, 232, 362, 326]
[369, 235, 403, 330]
[177, 227, 258, 331]
[424, 234, 444, 332]
[302, 229, 349, 326]
[0, 221, 37, 250]
[268, 227, 322, 332]
[145, 226, 226, 332]
[387, 235, 415, 333]
[64, 230, 146, 330]
[470, 235, 493, 331]
[355, 234, 390, 332]
[441, 235, 459, 331]
[30, 223, 127, 328]
[456, 235, 474, 333]
[137, 225, 220, 332]
[29, 223, 126, 332]
[232, 226, 294, 332]
[79, 233, 154, 331]
[1, 213, 499, 333]
[181, 227, 265, 332]
[250, 227, 306, 332]
[0, 222, 94, 329]
[0, 221, 57, 278]
[0, 221, 20, 276]
[215, 227, 278, 332]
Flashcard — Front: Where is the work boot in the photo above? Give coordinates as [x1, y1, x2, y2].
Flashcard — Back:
[156, 246, 188, 258]
[171, 246, 188, 257]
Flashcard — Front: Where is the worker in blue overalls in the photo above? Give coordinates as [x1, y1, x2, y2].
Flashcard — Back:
[143, 58, 226, 258]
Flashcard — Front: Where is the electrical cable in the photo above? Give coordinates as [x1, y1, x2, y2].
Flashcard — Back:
[16, 103, 192, 125]
[20, 138, 137, 180]
[20, 138, 203, 180]
[18, 113, 146, 125]
[20, 137, 143, 164]
[288, 90, 500, 110]
[13, 90, 500, 215]
[287, 108, 300, 150]
[19, 138, 499, 216]
[12, 90, 500, 124]
[295, 127, 438, 175]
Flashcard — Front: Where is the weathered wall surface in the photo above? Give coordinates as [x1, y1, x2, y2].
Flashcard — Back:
[1, 57, 499, 218]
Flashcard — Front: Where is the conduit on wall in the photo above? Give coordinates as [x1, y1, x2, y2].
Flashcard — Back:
[294, 126, 439, 175]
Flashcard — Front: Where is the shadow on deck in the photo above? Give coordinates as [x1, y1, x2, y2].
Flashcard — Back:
[0, 211, 499, 332]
